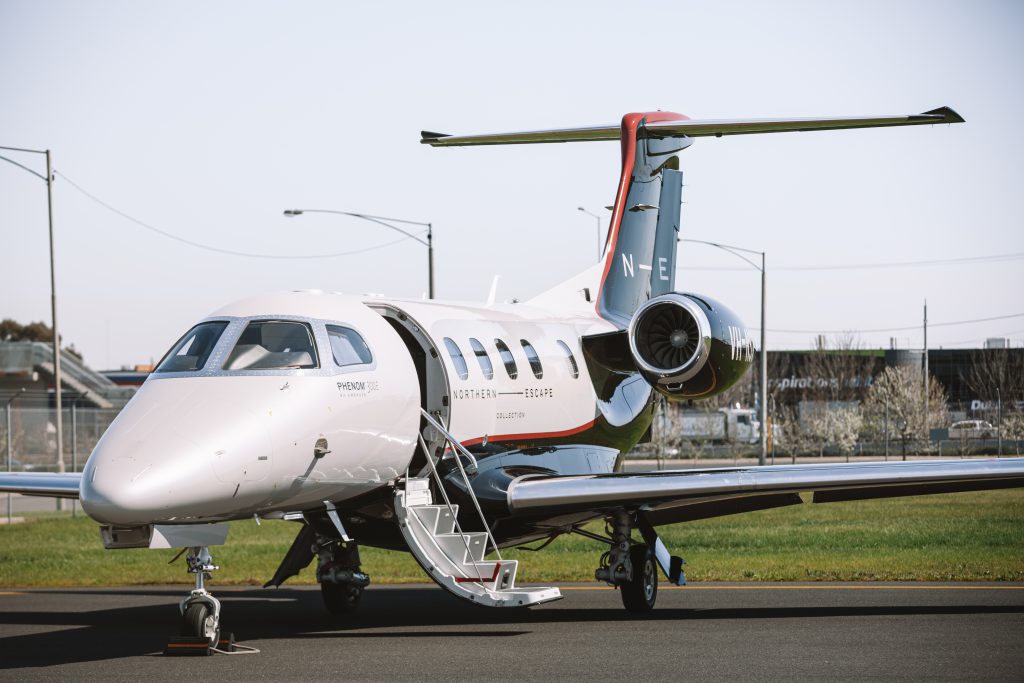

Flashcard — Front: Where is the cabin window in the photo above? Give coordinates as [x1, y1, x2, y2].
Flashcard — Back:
[520, 340, 543, 379]
[469, 338, 493, 380]
[327, 325, 373, 367]
[737, 414, 750, 425]
[443, 337, 469, 380]
[556, 339, 579, 379]
[224, 320, 319, 370]
[155, 321, 229, 373]
[494, 338, 518, 379]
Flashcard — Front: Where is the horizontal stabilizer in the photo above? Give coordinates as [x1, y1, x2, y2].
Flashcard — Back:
[420, 107, 964, 146]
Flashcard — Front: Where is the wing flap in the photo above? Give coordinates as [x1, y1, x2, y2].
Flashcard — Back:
[507, 458, 1024, 519]
[0, 472, 82, 499]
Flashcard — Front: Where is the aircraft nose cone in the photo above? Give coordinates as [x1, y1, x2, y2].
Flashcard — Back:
[80, 429, 214, 525]
[79, 380, 273, 526]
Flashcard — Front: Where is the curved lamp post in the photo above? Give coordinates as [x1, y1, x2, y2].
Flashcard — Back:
[1, 145, 64, 481]
[679, 238, 768, 466]
[284, 209, 434, 299]
[577, 207, 603, 261]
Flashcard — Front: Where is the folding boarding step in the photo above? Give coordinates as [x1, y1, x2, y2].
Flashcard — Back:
[395, 479, 561, 608]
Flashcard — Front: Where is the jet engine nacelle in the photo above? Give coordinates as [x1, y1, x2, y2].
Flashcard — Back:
[627, 292, 754, 401]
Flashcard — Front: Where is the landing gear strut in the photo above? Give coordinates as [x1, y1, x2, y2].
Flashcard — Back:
[317, 538, 370, 614]
[179, 546, 221, 645]
[594, 511, 658, 612]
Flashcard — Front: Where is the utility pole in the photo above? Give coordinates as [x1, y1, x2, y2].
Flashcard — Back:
[884, 396, 889, 462]
[923, 300, 928, 440]
[0, 145, 63, 507]
[997, 386, 1002, 456]
[47, 151, 65, 482]
[760, 252, 767, 467]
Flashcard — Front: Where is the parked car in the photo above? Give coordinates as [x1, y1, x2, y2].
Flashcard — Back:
[949, 420, 995, 440]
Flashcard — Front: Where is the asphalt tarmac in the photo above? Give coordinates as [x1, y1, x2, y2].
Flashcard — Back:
[1, 583, 1022, 681]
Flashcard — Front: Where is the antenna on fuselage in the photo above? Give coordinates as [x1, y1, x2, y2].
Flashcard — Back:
[486, 275, 501, 307]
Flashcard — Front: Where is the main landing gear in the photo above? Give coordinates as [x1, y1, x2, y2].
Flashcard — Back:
[591, 511, 683, 612]
[179, 546, 221, 645]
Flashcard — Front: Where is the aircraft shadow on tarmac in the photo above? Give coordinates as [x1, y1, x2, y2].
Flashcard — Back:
[2, 587, 1023, 669]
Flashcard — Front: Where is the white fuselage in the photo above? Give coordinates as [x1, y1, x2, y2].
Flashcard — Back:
[80, 283, 614, 526]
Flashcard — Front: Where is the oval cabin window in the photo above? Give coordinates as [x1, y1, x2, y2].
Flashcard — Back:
[494, 338, 518, 380]
[556, 339, 579, 379]
[443, 337, 469, 380]
[520, 340, 543, 379]
[469, 338, 494, 380]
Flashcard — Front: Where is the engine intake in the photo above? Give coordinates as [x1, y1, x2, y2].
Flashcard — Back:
[627, 292, 753, 401]
[629, 295, 711, 385]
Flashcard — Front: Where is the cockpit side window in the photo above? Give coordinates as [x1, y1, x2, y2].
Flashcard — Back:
[327, 325, 373, 367]
[154, 321, 228, 373]
[443, 337, 469, 381]
[224, 320, 319, 370]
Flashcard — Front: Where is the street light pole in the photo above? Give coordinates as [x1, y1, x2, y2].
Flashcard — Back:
[679, 237, 768, 466]
[5, 388, 26, 524]
[284, 209, 434, 298]
[760, 250, 767, 467]
[1, 145, 63, 486]
[577, 207, 602, 260]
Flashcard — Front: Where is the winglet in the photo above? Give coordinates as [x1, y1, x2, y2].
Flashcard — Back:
[420, 131, 450, 144]
[920, 106, 965, 124]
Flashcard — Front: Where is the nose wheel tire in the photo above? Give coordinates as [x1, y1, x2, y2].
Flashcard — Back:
[321, 581, 364, 614]
[181, 602, 220, 646]
[620, 543, 658, 612]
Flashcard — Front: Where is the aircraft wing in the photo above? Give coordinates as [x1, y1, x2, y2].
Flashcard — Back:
[0, 472, 82, 499]
[506, 458, 1024, 525]
[421, 107, 964, 146]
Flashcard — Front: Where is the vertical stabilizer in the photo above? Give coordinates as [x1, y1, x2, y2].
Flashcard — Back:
[595, 113, 691, 328]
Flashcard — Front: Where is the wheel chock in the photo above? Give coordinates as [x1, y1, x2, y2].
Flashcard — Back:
[215, 632, 237, 653]
[163, 636, 213, 656]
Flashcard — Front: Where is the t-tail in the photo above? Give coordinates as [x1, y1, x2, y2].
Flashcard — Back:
[422, 105, 963, 327]
[594, 112, 688, 328]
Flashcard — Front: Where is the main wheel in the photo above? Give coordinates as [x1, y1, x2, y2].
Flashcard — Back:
[620, 543, 658, 612]
[181, 602, 220, 645]
[321, 581, 363, 615]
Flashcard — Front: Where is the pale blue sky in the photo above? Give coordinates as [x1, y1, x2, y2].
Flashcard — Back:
[1, 0, 1022, 368]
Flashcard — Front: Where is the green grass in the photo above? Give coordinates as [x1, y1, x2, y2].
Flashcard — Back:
[1, 489, 1022, 587]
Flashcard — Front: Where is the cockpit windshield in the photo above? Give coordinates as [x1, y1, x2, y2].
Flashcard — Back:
[224, 320, 319, 370]
[154, 321, 229, 373]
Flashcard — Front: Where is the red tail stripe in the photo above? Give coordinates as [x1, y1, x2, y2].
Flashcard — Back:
[594, 111, 688, 321]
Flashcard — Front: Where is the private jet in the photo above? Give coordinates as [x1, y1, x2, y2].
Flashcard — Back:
[4, 106, 1022, 647]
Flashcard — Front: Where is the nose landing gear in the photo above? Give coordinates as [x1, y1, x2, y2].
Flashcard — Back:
[317, 539, 370, 614]
[179, 546, 221, 645]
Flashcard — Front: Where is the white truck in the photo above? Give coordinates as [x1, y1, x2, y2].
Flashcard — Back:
[680, 407, 761, 444]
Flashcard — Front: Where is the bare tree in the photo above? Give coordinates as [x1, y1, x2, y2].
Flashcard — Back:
[963, 349, 1024, 416]
[1001, 412, 1024, 456]
[863, 366, 949, 456]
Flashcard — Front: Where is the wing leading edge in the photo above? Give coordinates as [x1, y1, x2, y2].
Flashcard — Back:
[0, 472, 82, 499]
[506, 458, 1024, 525]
